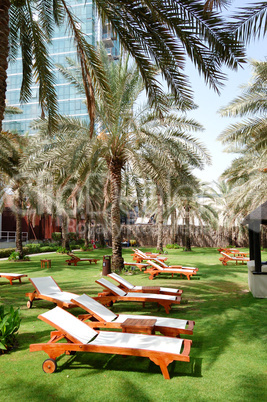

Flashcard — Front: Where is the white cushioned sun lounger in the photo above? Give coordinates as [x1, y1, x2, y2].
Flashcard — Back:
[72, 294, 194, 336]
[108, 272, 183, 296]
[153, 258, 198, 271]
[25, 276, 78, 309]
[0, 272, 28, 285]
[144, 260, 198, 281]
[30, 306, 192, 379]
[95, 278, 181, 314]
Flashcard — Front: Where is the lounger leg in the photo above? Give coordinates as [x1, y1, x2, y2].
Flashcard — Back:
[9, 278, 13, 285]
[149, 357, 171, 380]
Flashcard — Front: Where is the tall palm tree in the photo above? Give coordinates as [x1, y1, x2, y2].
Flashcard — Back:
[0, 0, 245, 133]
[0, 132, 31, 258]
[218, 60, 267, 216]
[29, 49, 211, 270]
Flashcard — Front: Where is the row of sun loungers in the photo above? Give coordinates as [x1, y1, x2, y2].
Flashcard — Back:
[3, 249, 198, 378]
[26, 274, 193, 378]
[23, 275, 194, 378]
[30, 306, 192, 379]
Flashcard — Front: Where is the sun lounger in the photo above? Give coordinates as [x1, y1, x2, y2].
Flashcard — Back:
[72, 294, 194, 337]
[153, 258, 198, 271]
[30, 306, 192, 379]
[66, 253, 100, 266]
[25, 276, 78, 309]
[108, 272, 183, 296]
[95, 278, 181, 314]
[132, 249, 168, 263]
[144, 260, 198, 281]
[219, 252, 250, 266]
[0, 272, 27, 285]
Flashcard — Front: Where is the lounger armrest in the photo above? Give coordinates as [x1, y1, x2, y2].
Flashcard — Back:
[181, 339, 192, 359]
[187, 320, 195, 332]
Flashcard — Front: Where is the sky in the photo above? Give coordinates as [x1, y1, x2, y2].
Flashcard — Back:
[185, 0, 266, 184]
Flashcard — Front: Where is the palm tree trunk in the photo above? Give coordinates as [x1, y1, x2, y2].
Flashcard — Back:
[0, 0, 10, 131]
[97, 224, 105, 248]
[184, 204, 191, 251]
[109, 159, 124, 272]
[171, 209, 177, 244]
[61, 212, 70, 250]
[156, 189, 163, 252]
[14, 192, 23, 259]
[84, 214, 90, 247]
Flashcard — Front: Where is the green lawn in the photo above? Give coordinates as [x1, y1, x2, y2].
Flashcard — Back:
[0, 247, 266, 402]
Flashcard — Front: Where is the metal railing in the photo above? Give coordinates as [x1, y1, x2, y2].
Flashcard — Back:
[0, 231, 28, 242]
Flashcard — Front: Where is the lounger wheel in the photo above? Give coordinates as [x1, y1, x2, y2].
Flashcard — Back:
[27, 300, 32, 309]
[106, 301, 113, 307]
[42, 358, 57, 374]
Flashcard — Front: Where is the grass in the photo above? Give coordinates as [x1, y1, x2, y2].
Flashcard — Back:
[0, 247, 266, 402]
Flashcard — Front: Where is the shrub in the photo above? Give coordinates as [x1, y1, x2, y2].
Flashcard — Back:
[80, 244, 93, 251]
[40, 246, 58, 253]
[8, 251, 30, 261]
[26, 244, 41, 253]
[0, 248, 16, 258]
[68, 232, 77, 241]
[0, 305, 21, 353]
[165, 243, 180, 249]
[57, 246, 71, 254]
[52, 232, 62, 241]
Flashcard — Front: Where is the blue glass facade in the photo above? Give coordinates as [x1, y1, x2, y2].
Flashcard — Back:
[3, 1, 120, 134]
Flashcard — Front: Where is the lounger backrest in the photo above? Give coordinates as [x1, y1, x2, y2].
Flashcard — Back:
[72, 294, 117, 322]
[39, 306, 97, 344]
[108, 273, 134, 290]
[136, 249, 147, 258]
[30, 276, 61, 294]
[220, 252, 238, 260]
[96, 278, 127, 296]
[154, 258, 168, 268]
[147, 260, 164, 271]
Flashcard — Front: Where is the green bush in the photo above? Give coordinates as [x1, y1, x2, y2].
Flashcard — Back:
[0, 248, 16, 258]
[8, 251, 30, 261]
[0, 305, 21, 353]
[165, 243, 180, 249]
[80, 244, 93, 251]
[52, 232, 62, 241]
[68, 232, 77, 241]
[26, 244, 41, 253]
[57, 246, 71, 254]
[40, 246, 58, 253]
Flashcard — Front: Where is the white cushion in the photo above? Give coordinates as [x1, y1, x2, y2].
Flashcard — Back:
[126, 292, 176, 301]
[73, 294, 117, 322]
[0, 273, 25, 277]
[90, 331, 183, 354]
[97, 278, 126, 296]
[40, 307, 97, 344]
[41, 291, 78, 303]
[108, 273, 135, 289]
[30, 276, 61, 294]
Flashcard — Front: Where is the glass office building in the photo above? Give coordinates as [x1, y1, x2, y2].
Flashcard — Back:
[3, 0, 120, 134]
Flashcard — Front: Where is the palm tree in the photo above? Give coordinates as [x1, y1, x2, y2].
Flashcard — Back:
[228, 2, 267, 44]
[0, 0, 246, 133]
[218, 60, 267, 216]
[29, 49, 211, 270]
[0, 132, 30, 258]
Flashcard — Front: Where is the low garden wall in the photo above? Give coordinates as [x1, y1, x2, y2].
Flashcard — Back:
[116, 224, 260, 248]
